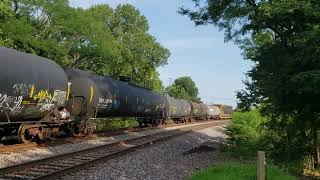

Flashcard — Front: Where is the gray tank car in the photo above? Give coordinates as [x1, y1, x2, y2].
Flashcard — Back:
[207, 105, 221, 120]
[164, 96, 191, 123]
[191, 102, 209, 121]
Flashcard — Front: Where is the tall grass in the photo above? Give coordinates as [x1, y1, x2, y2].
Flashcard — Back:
[190, 163, 297, 180]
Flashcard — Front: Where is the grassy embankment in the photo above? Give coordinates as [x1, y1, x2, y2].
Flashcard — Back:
[190, 110, 301, 180]
[190, 163, 297, 180]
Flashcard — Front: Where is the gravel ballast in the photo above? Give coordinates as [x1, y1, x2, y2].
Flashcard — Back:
[62, 124, 228, 180]
[0, 121, 221, 168]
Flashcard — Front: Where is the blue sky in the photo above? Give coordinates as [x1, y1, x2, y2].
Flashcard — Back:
[69, 0, 252, 107]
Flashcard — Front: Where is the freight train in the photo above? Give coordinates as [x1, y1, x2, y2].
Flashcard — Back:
[0, 46, 232, 143]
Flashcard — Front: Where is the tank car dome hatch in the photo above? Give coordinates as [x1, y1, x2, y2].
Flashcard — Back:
[119, 76, 132, 83]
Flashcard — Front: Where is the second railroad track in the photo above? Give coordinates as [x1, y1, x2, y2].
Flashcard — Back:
[0, 121, 227, 180]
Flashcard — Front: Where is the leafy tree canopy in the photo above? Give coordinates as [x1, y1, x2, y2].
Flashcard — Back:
[180, 0, 320, 169]
[166, 76, 201, 102]
[0, 0, 170, 92]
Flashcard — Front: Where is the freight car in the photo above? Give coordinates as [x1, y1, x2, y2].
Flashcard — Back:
[66, 68, 168, 130]
[165, 96, 192, 123]
[207, 105, 221, 120]
[0, 46, 233, 143]
[0, 46, 70, 143]
[212, 104, 233, 119]
[191, 102, 209, 121]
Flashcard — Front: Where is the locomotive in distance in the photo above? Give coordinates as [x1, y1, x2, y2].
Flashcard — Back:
[0, 46, 232, 143]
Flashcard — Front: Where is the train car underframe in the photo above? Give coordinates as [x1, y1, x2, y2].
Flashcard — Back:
[137, 117, 166, 127]
[172, 116, 192, 124]
[0, 118, 96, 143]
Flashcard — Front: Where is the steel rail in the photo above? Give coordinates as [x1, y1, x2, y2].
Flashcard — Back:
[0, 120, 221, 153]
[0, 121, 227, 180]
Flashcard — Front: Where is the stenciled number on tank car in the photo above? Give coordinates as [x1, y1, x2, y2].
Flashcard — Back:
[0, 94, 24, 115]
[98, 98, 113, 108]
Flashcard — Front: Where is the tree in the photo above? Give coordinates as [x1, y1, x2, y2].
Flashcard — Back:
[166, 76, 201, 102]
[180, 0, 320, 169]
[0, 1, 169, 92]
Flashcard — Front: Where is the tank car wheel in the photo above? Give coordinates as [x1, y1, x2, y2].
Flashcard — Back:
[161, 119, 167, 126]
[18, 123, 34, 143]
[72, 120, 96, 137]
[153, 119, 161, 127]
[182, 118, 186, 123]
[138, 121, 143, 128]
[143, 119, 148, 127]
[0, 128, 5, 140]
[72, 127, 85, 137]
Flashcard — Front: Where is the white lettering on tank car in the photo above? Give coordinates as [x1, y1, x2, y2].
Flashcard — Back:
[98, 98, 113, 108]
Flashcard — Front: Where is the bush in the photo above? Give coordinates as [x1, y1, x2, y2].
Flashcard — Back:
[227, 110, 266, 158]
[95, 118, 138, 131]
[226, 110, 305, 175]
[189, 163, 297, 180]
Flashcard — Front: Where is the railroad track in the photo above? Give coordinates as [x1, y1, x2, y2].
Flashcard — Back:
[0, 121, 227, 180]
[0, 120, 221, 154]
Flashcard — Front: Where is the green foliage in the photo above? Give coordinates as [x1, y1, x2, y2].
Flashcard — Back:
[181, 0, 320, 170]
[95, 118, 138, 131]
[0, 1, 169, 92]
[166, 76, 201, 102]
[227, 110, 266, 158]
[227, 110, 305, 175]
[190, 163, 297, 180]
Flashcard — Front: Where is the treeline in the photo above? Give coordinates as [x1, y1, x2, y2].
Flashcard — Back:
[166, 76, 201, 102]
[0, 0, 170, 92]
[181, 0, 320, 174]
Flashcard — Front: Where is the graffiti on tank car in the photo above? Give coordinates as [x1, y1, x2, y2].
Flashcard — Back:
[39, 103, 55, 112]
[0, 94, 24, 114]
[51, 90, 67, 106]
[33, 90, 53, 103]
[22, 100, 36, 105]
[13, 84, 29, 96]
[24, 105, 40, 114]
